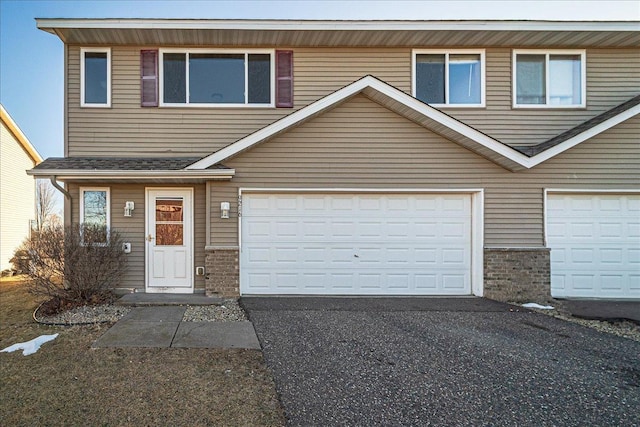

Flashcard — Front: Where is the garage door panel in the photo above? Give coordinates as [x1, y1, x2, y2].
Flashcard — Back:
[241, 193, 472, 295]
[548, 194, 640, 299]
[443, 274, 468, 290]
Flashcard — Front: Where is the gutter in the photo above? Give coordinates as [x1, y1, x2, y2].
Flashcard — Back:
[49, 176, 72, 224]
[27, 169, 235, 180]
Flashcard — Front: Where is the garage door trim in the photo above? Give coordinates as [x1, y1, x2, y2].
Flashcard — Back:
[238, 188, 484, 296]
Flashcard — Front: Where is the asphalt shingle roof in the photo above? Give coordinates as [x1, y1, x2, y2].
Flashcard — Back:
[516, 94, 640, 157]
[32, 157, 230, 171]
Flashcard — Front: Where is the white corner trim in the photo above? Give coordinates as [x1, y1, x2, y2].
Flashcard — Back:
[471, 190, 484, 297]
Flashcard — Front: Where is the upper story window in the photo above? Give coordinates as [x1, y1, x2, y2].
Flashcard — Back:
[413, 50, 485, 107]
[81, 48, 111, 107]
[160, 49, 274, 107]
[513, 50, 586, 108]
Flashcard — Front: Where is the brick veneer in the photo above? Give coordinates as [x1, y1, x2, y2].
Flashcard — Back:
[483, 248, 551, 303]
[205, 247, 239, 297]
[204, 246, 550, 301]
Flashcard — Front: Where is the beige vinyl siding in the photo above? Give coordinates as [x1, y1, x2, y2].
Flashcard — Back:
[68, 183, 206, 291]
[67, 46, 639, 156]
[208, 94, 640, 248]
[0, 122, 36, 270]
[451, 48, 640, 146]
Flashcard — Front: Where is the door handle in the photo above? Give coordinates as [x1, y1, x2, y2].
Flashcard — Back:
[147, 234, 154, 242]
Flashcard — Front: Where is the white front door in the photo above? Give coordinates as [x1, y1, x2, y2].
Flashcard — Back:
[146, 188, 194, 293]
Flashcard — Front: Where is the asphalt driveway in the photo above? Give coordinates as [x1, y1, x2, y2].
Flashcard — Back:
[242, 297, 640, 427]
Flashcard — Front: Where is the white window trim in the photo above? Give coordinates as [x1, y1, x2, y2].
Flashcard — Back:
[79, 187, 111, 244]
[80, 48, 111, 108]
[512, 49, 586, 109]
[159, 48, 275, 108]
[412, 49, 486, 108]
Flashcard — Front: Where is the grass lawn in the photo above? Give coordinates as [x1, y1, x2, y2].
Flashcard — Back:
[0, 277, 285, 426]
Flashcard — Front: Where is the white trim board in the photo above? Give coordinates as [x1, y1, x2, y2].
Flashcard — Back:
[186, 76, 639, 172]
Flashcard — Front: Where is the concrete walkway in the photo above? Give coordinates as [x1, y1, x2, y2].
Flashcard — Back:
[92, 306, 260, 349]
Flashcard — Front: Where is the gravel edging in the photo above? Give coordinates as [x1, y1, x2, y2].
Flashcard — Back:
[34, 299, 247, 325]
[34, 303, 131, 326]
[182, 299, 247, 322]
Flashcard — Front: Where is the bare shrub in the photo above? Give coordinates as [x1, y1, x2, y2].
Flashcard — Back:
[19, 224, 127, 309]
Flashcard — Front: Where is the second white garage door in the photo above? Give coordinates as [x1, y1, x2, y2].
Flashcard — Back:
[547, 193, 640, 299]
[240, 193, 472, 295]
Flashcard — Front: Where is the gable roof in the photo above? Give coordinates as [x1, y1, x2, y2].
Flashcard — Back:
[187, 76, 640, 172]
[0, 104, 42, 165]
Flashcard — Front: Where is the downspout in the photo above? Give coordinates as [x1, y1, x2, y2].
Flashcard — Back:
[49, 176, 72, 223]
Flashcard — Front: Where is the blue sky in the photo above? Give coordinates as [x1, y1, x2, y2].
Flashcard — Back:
[1, 0, 639, 160]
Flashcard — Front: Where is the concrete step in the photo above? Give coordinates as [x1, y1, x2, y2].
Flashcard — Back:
[116, 293, 224, 306]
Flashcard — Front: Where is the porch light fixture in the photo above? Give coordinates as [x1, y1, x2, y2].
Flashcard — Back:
[220, 201, 230, 219]
[124, 201, 134, 217]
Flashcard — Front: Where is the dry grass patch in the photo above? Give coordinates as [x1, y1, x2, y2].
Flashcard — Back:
[0, 278, 285, 426]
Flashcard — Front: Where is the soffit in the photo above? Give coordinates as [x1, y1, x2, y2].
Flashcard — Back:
[37, 19, 640, 47]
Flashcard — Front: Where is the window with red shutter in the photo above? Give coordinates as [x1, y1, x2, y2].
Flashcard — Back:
[276, 50, 293, 108]
[141, 50, 158, 107]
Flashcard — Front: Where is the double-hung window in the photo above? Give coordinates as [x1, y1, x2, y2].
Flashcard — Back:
[413, 50, 485, 107]
[513, 50, 585, 108]
[81, 48, 111, 107]
[80, 187, 110, 244]
[160, 49, 274, 106]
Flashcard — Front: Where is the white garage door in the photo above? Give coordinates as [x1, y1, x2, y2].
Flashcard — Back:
[547, 194, 640, 299]
[240, 193, 472, 295]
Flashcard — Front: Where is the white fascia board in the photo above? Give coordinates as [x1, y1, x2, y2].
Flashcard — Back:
[0, 104, 43, 163]
[27, 169, 235, 180]
[526, 103, 640, 168]
[35, 18, 640, 32]
[188, 76, 530, 170]
[364, 81, 531, 166]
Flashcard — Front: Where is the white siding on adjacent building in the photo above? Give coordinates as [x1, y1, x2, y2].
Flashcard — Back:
[0, 121, 37, 270]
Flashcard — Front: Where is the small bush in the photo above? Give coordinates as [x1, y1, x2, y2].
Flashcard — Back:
[9, 248, 31, 274]
[18, 224, 127, 311]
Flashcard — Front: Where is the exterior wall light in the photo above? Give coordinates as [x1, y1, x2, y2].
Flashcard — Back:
[220, 201, 230, 219]
[124, 201, 134, 217]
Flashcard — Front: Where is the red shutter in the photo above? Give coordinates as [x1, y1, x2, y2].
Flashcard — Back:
[275, 50, 293, 108]
[140, 50, 158, 107]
